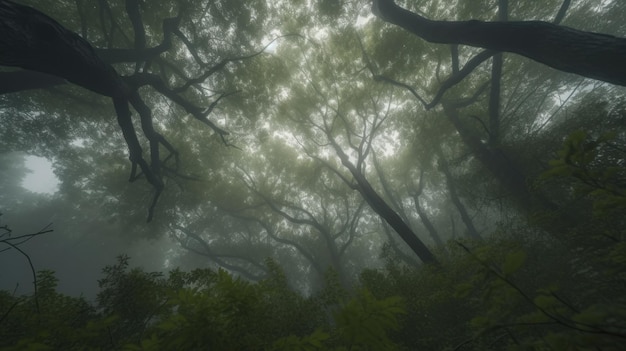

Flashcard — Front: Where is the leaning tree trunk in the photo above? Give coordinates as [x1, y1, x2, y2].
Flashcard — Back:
[435, 151, 481, 241]
[411, 170, 446, 247]
[328, 138, 438, 265]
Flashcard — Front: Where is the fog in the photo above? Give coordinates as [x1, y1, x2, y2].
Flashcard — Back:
[1, 0, 625, 349]
[1, 153, 178, 298]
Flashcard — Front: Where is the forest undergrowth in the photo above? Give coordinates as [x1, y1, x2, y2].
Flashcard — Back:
[1, 131, 625, 350]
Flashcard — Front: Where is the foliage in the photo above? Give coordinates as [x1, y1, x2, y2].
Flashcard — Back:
[542, 129, 626, 219]
[0, 270, 105, 350]
[0, 257, 406, 350]
[449, 131, 626, 351]
[2, 222, 626, 351]
[2, 1, 626, 351]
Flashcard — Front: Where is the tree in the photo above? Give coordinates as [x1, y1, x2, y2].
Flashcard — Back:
[237, 150, 369, 289]
[0, 0, 274, 221]
[2, 2, 626, 349]
[269, 32, 438, 264]
[171, 223, 271, 282]
[372, 0, 626, 86]
[359, 0, 623, 248]
[171, 138, 374, 291]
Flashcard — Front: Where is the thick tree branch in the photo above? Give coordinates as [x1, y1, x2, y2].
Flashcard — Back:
[125, 0, 146, 54]
[0, 0, 126, 97]
[0, 70, 65, 94]
[95, 15, 180, 64]
[372, 0, 626, 86]
[113, 96, 164, 221]
[125, 73, 235, 145]
[0, 1, 255, 221]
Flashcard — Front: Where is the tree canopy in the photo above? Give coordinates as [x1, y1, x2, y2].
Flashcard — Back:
[1, 0, 626, 349]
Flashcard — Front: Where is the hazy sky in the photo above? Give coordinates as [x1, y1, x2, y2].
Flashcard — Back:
[21, 155, 58, 194]
[1, 154, 173, 298]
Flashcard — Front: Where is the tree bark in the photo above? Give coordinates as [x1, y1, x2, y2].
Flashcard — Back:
[443, 103, 534, 210]
[328, 139, 438, 264]
[0, 0, 127, 97]
[441, 103, 595, 248]
[411, 171, 445, 247]
[372, 0, 626, 86]
[0, 70, 65, 94]
[436, 150, 481, 240]
[359, 178, 437, 264]
[0, 0, 240, 221]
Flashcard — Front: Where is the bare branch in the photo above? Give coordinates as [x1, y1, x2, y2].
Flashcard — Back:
[0, 222, 53, 315]
[553, 0, 571, 25]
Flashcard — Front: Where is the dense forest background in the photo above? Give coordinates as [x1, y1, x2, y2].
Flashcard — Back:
[1, 0, 625, 349]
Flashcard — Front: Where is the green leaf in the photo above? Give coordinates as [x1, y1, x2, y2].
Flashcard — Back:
[502, 250, 527, 275]
[572, 305, 608, 325]
[533, 295, 558, 309]
[454, 283, 474, 298]
[270, 330, 330, 351]
[470, 316, 490, 328]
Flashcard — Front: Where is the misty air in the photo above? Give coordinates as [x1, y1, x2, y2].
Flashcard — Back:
[1, 0, 625, 349]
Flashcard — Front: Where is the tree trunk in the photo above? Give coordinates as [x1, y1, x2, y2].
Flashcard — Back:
[443, 104, 533, 210]
[0, 0, 127, 97]
[412, 196, 446, 247]
[436, 150, 481, 240]
[441, 103, 592, 247]
[331, 142, 438, 264]
[411, 171, 446, 247]
[372, 0, 626, 86]
[357, 177, 438, 264]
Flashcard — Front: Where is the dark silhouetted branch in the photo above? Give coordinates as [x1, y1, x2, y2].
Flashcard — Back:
[372, 0, 626, 86]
